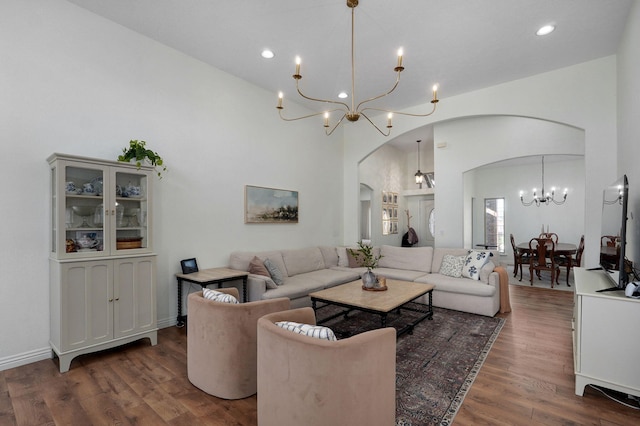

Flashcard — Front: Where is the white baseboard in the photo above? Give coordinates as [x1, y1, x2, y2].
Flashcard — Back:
[157, 316, 177, 329]
[0, 347, 52, 372]
[0, 318, 179, 373]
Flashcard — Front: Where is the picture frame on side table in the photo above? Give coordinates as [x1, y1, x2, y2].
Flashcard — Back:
[180, 258, 199, 274]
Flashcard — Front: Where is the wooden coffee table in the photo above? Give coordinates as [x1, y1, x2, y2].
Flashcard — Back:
[309, 279, 434, 337]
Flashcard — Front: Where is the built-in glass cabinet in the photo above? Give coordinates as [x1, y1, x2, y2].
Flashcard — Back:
[48, 153, 152, 259]
[48, 153, 157, 373]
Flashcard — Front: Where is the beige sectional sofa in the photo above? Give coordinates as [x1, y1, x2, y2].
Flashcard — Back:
[228, 245, 502, 317]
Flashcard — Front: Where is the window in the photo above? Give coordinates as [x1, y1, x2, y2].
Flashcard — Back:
[485, 198, 505, 253]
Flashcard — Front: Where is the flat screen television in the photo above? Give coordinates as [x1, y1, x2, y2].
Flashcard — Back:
[598, 175, 629, 292]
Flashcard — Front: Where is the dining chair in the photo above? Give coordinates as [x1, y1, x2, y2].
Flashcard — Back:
[529, 237, 560, 288]
[601, 235, 619, 247]
[555, 235, 584, 286]
[539, 232, 559, 245]
[510, 234, 530, 281]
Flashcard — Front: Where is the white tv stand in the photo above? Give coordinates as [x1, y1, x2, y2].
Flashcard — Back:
[573, 267, 640, 397]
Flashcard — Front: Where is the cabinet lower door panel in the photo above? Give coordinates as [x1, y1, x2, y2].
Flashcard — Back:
[62, 261, 113, 350]
[114, 257, 157, 338]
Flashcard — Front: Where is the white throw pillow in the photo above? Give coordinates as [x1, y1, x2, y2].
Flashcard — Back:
[337, 247, 349, 267]
[275, 321, 337, 341]
[439, 254, 466, 278]
[202, 288, 239, 304]
[462, 250, 492, 281]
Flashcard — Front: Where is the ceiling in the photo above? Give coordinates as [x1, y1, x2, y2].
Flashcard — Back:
[66, 0, 632, 152]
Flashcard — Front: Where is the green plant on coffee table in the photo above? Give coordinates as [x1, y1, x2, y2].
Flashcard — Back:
[348, 241, 383, 270]
[118, 139, 167, 178]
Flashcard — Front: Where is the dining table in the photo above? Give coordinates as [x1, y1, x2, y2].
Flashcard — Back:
[517, 241, 578, 284]
[517, 241, 577, 256]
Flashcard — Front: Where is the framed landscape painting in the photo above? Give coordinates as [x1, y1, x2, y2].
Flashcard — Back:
[245, 185, 299, 223]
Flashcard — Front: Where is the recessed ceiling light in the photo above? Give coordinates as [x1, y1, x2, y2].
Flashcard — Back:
[261, 49, 274, 59]
[536, 24, 555, 36]
[338, 92, 348, 99]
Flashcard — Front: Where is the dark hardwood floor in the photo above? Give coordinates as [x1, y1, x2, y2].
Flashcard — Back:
[2, 285, 639, 425]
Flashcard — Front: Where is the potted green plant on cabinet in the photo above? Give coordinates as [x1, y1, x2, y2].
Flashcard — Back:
[118, 139, 167, 178]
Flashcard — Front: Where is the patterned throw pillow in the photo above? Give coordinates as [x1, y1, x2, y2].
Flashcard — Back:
[264, 258, 285, 285]
[202, 288, 239, 304]
[439, 254, 466, 278]
[462, 250, 492, 280]
[275, 321, 337, 341]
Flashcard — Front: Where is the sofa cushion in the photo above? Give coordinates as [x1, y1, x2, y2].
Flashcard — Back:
[264, 258, 285, 286]
[260, 276, 327, 300]
[282, 247, 326, 276]
[229, 250, 288, 279]
[249, 273, 278, 290]
[415, 274, 496, 297]
[462, 250, 492, 280]
[439, 254, 466, 278]
[202, 288, 239, 304]
[299, 269, 361, 287]
[319, 246, 339, 268]
[275, 321, 337, 341]
[374, 268, 429, 282]
[248, 256, 270, 277]
[377, 245, 433, 273]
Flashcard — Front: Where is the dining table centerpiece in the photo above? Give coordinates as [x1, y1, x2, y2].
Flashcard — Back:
[348, 241, 384, 289]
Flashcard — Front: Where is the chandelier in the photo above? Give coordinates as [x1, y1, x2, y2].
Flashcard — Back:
[520, 156, 568, 206]
[276, 0, 439, 136]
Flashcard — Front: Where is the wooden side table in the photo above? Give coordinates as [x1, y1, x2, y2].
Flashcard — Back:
[175, 267, 249, 327]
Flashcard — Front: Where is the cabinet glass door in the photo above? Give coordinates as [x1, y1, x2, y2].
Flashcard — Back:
[61, 163, 107, 257]
[111, 169, 150, 253]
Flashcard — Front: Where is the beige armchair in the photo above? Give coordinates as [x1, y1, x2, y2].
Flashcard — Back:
[187, 288, 290, 399]
[257, 307, 396, 426]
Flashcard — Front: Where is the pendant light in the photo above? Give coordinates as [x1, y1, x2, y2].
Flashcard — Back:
[415, 140, 425, 188]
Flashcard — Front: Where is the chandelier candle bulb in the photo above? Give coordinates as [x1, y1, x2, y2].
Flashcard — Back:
[397, 49, 403, 68]
[294, 56, 301, 77]
[387, 113, 393, 128]
[277, 92, 283, 109]
[432, 85, 438, 102]
[324, 112, 330, 128]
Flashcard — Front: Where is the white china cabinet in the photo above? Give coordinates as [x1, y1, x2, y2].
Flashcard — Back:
[48, 153, 157, 373]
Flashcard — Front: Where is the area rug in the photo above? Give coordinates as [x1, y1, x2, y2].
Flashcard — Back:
[317, 303, 505, 426]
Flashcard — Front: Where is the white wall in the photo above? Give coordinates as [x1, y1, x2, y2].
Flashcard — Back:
[618, 1, 640, 267]
[343, 56, 618, 270]
[0, 0, 345, 369]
